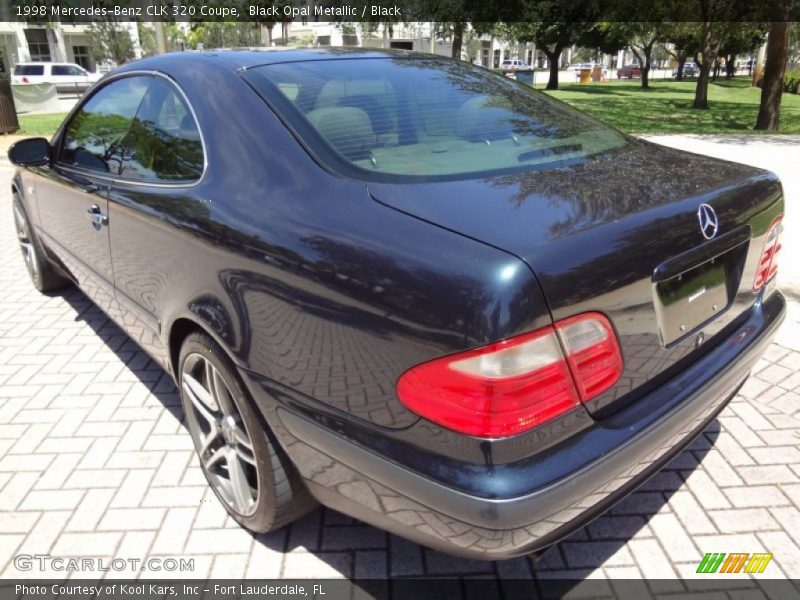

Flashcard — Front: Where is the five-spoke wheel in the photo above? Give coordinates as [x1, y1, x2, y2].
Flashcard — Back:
[12, 195, 67, 292]
[182, 352, 259, 516]
[178, 332, 316, 531]
[13, 201, 40, 285]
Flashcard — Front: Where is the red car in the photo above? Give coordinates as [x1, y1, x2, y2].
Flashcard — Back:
[617, 64, 642, 78]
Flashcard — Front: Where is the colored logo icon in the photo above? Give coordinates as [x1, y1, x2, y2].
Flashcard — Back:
[697, 552, 773, 574]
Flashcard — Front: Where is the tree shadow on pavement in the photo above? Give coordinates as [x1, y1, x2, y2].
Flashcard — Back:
[60, 284, 720, 596]
[256, 415, 721, 595]
[676, 134, 800, 147]
[61, 286, 184, 423]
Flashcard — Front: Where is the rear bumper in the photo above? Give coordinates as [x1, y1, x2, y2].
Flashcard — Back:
[267, 290, 785, 560]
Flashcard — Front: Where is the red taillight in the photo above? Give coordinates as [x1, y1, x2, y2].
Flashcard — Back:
[21, 77, 29, 83]
[556, 314, 624, 402]
[753, 215, 783, 292]
[396, 312, 622, 438]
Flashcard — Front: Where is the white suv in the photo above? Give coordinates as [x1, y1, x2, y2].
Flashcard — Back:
[500, 59, 529, 71]
[12, 62, 102, 92]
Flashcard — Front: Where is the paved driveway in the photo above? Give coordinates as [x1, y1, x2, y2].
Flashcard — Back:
[1, 146, 799, 587]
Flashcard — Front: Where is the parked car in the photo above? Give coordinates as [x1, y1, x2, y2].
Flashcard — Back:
[673, 62, 700, 78]
[567, 62, 597, 72]
[12, 62, 101, 93]
[97, 59, 118, 74]
[617, 63, 642, 78]
[9, 49, 785, 560]
[500, 58, 529, 71]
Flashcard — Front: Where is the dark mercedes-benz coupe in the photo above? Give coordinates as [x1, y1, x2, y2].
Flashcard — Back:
[9, 49, 785, 559]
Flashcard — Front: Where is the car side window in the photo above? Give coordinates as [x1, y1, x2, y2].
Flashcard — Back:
[52, 65, 88, 76]
[15, 65, 44, 76]
[117, 78, 204, 184]
[59, 76, 151, 175]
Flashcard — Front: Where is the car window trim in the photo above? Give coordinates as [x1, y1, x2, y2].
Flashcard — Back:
[54, 72, 152, 178]
[114, 71, 208, 189]
[55, 163, 116, 183]
[114, 75, 207, 188]
[53, 70, 208, 190]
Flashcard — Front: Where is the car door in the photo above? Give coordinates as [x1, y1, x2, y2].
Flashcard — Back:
[50, 64, 89, 93]
[35, 75, 151, 313]
[105, 76, 206, 365]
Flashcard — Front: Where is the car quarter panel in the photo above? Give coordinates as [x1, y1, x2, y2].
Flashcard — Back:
[106, 55, 553, 429]
[370, 140, 784, 417]
[262, 288, 784, 559]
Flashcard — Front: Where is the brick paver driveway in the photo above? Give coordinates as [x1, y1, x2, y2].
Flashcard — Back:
[1, 160, 800, 585]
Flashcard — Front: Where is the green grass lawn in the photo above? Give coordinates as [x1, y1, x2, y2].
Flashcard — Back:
[16, 113, 67, 137]
[545, 77, 800, 134]
[10, 77, 800, 138]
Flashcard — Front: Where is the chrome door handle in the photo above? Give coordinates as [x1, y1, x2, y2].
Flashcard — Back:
[86, 204, 108, 227]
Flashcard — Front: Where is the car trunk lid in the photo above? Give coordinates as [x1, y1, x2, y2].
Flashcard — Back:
[369, 139, 784, 416]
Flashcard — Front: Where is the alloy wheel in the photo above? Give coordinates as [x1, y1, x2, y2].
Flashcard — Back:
[181, 353, 259, 516]
[13, 204, 39, 284]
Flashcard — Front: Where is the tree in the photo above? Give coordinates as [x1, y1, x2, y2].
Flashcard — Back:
[464, 27, 482, 64]
[479, 0, 599, 90]
[188, 23, 260, 49]
[492, 22, 582, 89]
[662, 22, 702, 80]
[718, 23, 767, 79]
[689, 0, 752, 109]
[578, 22, 629, 61]
[601, 22, 664, 89]
[88, 22, 135, 65]
[451, 22, 465, 59]
[137, 23, 157, 57]
[427, 22, 468, 60]
[261, 22, 275, 46]
[166, 24, 189, 51]
[791, 21, 800, 63]
[755, 20, 792, 130]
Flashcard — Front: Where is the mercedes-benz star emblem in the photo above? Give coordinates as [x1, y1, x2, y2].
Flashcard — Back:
[697, 203, 719, 240]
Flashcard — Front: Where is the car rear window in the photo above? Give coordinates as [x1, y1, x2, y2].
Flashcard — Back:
[243, 57, 625, 182]
[15, 65, 44, 76]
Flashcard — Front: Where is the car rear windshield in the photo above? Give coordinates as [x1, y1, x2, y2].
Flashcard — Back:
[243, 57, 626, 182]
[15, 65, 44, 76]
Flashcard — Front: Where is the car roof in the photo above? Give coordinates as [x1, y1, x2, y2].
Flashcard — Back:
[16, 62, 80, 66]
[116, 47, 431, 75]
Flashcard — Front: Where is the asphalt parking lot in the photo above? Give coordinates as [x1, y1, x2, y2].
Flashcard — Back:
[1, 137, 799, 588]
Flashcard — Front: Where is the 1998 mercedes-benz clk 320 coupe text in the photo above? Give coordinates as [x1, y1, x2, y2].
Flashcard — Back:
[9, 49, 785, 559]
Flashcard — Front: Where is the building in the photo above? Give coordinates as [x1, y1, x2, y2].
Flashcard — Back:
[0, 22, 141, 74]
[283, 21, 547, 69]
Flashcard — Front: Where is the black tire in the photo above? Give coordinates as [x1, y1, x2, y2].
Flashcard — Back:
[12, 194, 69, 293]
[178, 332, 316, 532]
